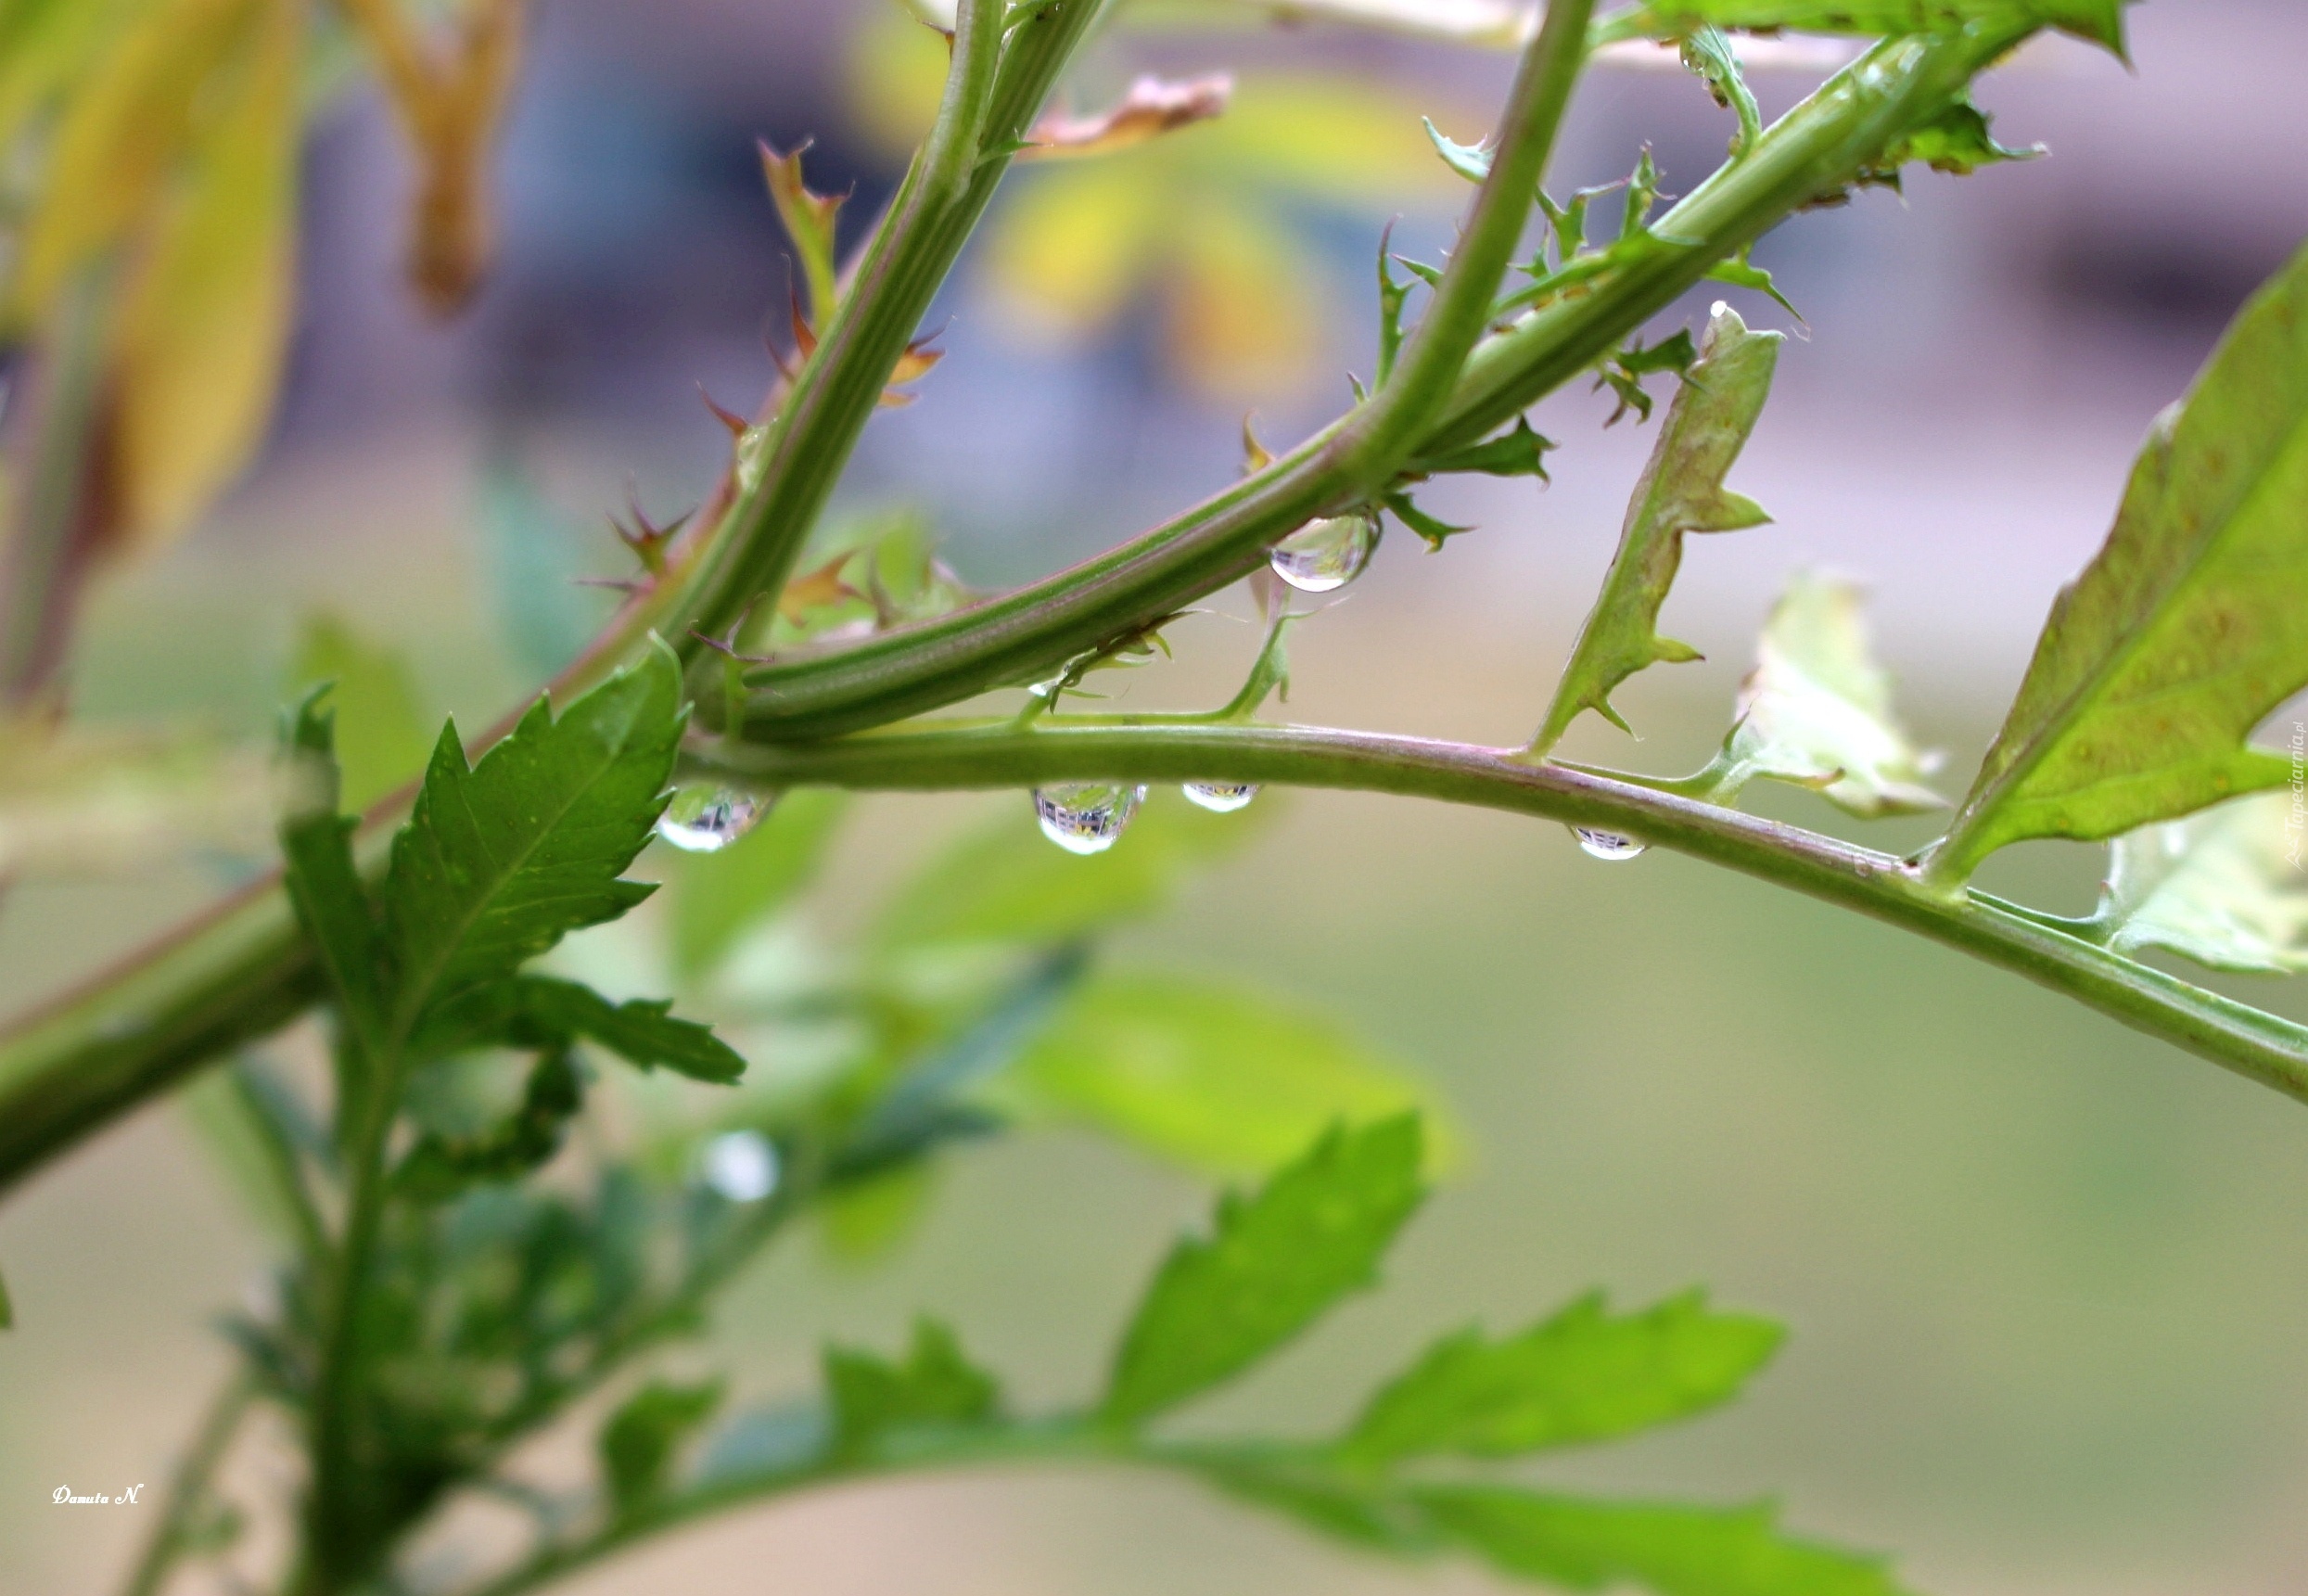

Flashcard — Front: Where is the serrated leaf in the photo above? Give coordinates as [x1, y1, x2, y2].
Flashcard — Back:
[759, 138, 845, 326]
[873, 793, 1255, 951]
[1341, 1291, 1782, 1467]
[1618, 0, 2125, 54]
[1533, 305, 1779, 754]
[415, 975, 746, 1083]
[1000, 973, 1452, 1178]
[1707, 254, 1799, 319]
[601, 1378, 724, 1515]
[278, 687, 387, 1052]
[1880, 97, 2037, 176]
[1679, 24, 1760, 155]
[380, 645, 684, 1038]
[1103, 1117, 1426, 1426]
[291, 614, 431, 813]
[1702, 573, 1944, 818]
[1927, 244, 2308, 887]
[672, 788, 848, 978]
[1422, 115, 1490, 183]
[1418, 1487, 1915, 1596]
[1414, 417, 1555, 480]
[2098, 792, 2308, 975]
[824, 1318, 1000, 1459]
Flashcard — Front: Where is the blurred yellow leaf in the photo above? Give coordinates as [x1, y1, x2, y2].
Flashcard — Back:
[1022, 71, 1233, 161]
[0, 0, 155, 167]
[844, 1, 950, 159]
[984, 162, 1167, 342]
[1167, 196, 1320, 400]
[108, 0, 302, 548]
[1175, 73, 1456, 205]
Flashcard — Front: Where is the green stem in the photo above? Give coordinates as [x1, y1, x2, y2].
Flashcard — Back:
[685, 718, 2308, 1104]
[726, 23, 2023, 743]
[119, 1373, 254, 1596]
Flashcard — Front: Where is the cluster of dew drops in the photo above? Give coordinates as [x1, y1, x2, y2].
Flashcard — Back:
[652, 505, 1639, 863]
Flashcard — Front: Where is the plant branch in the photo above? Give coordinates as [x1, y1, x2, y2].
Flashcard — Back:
[118, 1371, 254, 1596]
[684, 718, 2308, 1104]
[724, 23, 2024, 744]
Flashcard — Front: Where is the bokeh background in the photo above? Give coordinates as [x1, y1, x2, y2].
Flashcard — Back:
[7, 1, 2308, 1591]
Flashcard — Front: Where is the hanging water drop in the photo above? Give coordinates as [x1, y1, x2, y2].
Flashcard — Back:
[1034, 782, 1147, 855]
[1572, 826, 1647, 862]
[1269, 509, 1378, 594]
[1182, 782, 1260, 813]
[700, 1130, 779, 1203]
[657, 784, 768, 852]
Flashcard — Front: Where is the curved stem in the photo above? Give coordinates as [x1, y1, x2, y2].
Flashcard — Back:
[728, 22, 2024, 743]
[685, 718, 2308, 1104]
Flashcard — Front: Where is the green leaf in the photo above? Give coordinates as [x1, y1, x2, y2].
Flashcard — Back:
[1384, 491, 1473, 551]
[2098, 792, 2308, 975]
[1706, 254, 1799, 319]
[1880, 96, 2037, 177]
[760, 138, 846, 326]
[1701, 572, 1944, 818]
[290, 613, 431, 814]
[1926, 244, 2308, 887]
[1617, 0, 2125, 54]
[1376, 236, 1410, 387]
[1340, 1291, 1783, 1467]
[415, 975, 746, 1084]
[673, 788, 848, 978]
[0, 1264, 12, 1329]
[1679, 24, 1760, 155]
[824, 1318, 1001, 1459]
[1422, 115, 1490, 183]
[601, 1378, 725, 1515]
[1412, 417, 1555, 480]
[379, 645, 684, 1037]
[395, 1050, 584, 1200]
[1103, 1117, 1426, 1426]
[1532, 305, 1780, 754]
[1418, 1487, 1915, 1596]
[1001, 973, 1451, 1178]
[277, 686, 386, 1053]
[873, 792, 1256, 951]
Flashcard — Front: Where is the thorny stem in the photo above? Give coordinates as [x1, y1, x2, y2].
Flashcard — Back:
[686, 719, 2308, 1106]
[723, 23, 2023, 743]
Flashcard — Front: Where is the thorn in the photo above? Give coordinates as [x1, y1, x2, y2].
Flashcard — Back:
[690, 626, 775, 666]
[699, 385, 750, 437]
[573, 576, 645, 594]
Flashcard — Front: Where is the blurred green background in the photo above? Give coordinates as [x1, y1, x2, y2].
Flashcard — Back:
[7, 1, 2308, 1592]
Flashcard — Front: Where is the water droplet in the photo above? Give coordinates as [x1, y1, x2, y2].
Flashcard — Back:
[1182, 782, 1260, 813]
[1269, 509, 1378, 594]
[657, 785, 768, 852]
[701, 1130, 779, 1203]
[1572, 826, 1647, 862]
[1034, 782, 1147, 855]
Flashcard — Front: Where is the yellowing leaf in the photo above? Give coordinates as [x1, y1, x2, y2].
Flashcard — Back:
[1702, 572, 1943, 818]
[108, 0, 301, 548]
[1023, 72, 1233, 161]
[843, 1, 951, 159]
[1175, 74, 1457, 205]
[1927, 243, 2308, 887]
[2099, 792, 2308, 975]
[983, 163, 1166, 341]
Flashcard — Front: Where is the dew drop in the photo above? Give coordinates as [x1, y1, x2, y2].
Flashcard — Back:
[1182, 782, 1260, 813]
[1572, 826, 1648, 862]
[657, 785, 768, 852]
[1269, 509, 1378, 594]
[701, 1130, 779, 1203]
[1034, 782, 1147, 855]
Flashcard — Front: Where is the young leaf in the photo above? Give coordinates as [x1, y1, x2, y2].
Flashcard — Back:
[1678, 24, 1760, 156]
[1531, 305, 1780, 755]
[1339, 1291, 1783, 1468]
[672, 788, 848, 978]
[1422, 116, 1491, 183]
[1699, 572, 1944, 818]
[1001, 973, 1452, 1178]
[395, 1050, 583, 1199]
[1417, 1487, 1914, 1596]
[380, 645, 684, 1035]
[291, 614, 432, 814]
[1385, 491, 1473, 551]
[1619, 0, 2125, 54]
[759, 139, 845, 327]
[601, 1378, 725, 1516]
[1102, 1117, 1426, 1426]
[1926, 245, 2308, 887]
[1880, 97, 2037, 177]
[824, 1318, 1000, 1459]
[1413, 417, 1555, 480]
[2098, 792, 2308, 975]
[277, 688, 386, 1053]
[415, 975, 746, 1084]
